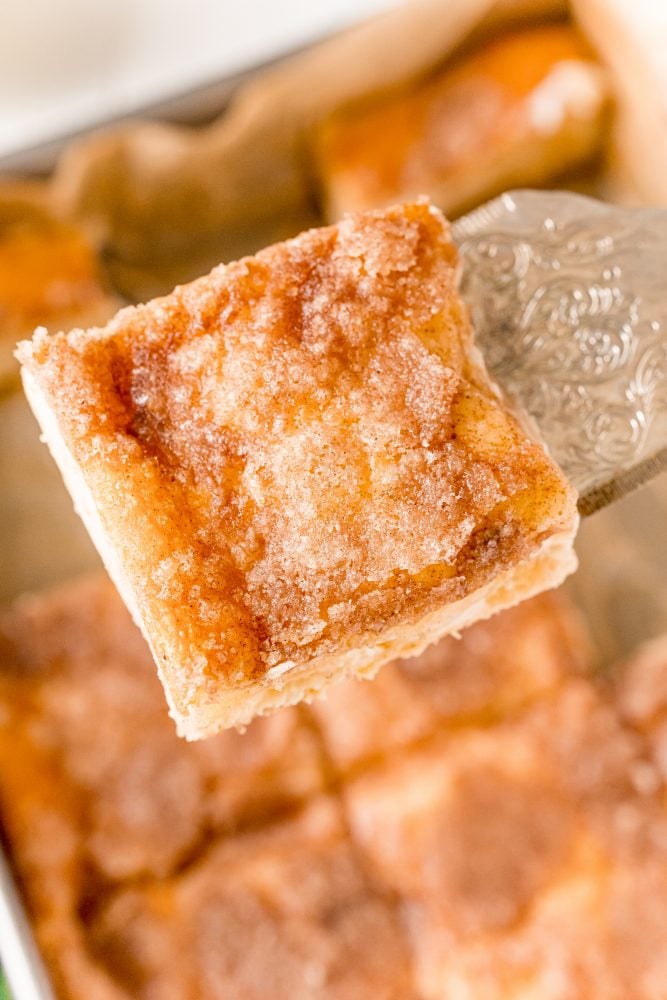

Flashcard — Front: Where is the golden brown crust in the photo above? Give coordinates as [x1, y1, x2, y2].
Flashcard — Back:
[19, 201, 577, 734]
[315, 24, 608, 219]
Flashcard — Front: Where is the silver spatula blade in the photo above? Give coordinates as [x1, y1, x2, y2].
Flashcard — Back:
[453, 190, 667, 516]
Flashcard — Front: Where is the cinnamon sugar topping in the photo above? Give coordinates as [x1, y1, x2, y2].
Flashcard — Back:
[19, 201, 576, 733]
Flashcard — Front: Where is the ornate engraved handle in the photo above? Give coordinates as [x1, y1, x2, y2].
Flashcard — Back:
[453, 190, 667, 515]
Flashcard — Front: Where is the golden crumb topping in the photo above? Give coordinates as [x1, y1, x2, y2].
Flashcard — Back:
[0, 195, 118, 385]
[20, 201, 574, 709]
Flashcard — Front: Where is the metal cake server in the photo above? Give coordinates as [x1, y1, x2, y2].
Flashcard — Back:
[453, 190, 667, 516]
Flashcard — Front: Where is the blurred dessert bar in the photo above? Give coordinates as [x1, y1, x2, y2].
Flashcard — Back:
[0, 575, 325, 887]
[17, 201, 578, 737]
[0, 574, 331, 997]
[0, 181, 119, 391]
[309, 590, 590, 773]
[0, 574, 566, 999]
[3, 571, 667, 996]
[314, 24, 608, 220]
[615, 633, 667, 772]
[86, 798, 415, 1000]
[344, 672, 667, 998]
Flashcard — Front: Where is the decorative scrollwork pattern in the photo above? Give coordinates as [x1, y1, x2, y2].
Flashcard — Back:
[453, 191, 667, 509]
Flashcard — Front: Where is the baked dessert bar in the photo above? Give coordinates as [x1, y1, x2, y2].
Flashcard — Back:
[314, 24, 608, 220]
[5, 572, 667, 998]
[0, 576, 324, 887]
[18, 200, 578, 737]
[85, 798, 415, 1000]
[344, 678, 667, 999]
[309, 590, 591, 773]
[0, 182, 119, 390]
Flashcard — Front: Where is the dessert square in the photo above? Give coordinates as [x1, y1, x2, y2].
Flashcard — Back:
[0, 576, 324, 888]
[18, 200, 578, 736]
[3, 574, 667, 998]
[343, 681, 667, 999]
[308, 590, 591, 773]
[314, 24, 608, 220]
[84, 798, 416, 1000]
